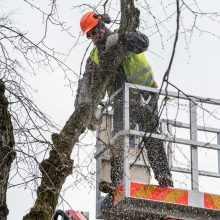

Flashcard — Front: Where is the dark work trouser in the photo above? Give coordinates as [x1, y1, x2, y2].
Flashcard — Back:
[111, 91, 171, 187]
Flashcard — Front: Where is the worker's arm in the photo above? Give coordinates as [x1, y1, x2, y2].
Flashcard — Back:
[105, 31, 149, 54]
[119, 32, 149, 53]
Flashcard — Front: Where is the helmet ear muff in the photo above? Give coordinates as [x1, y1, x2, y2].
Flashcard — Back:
[102, 14, 111, 24]
[93, 13, 111, 24]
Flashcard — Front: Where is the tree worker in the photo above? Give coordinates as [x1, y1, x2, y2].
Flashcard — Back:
[76, 11, 173, 194]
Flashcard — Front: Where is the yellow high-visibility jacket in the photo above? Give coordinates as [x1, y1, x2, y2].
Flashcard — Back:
[90, 47, 155, 87]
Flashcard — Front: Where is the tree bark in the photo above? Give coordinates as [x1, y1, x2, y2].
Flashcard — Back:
[23, 1, 140, 219]
[0, 80, 15, 220]
[119, 0, 140, 32]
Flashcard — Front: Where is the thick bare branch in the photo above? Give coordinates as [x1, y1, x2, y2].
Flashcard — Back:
[0, 80, 15, 220]
[23, 0, 141, 219]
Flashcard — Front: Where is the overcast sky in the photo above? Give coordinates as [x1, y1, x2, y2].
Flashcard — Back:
[2, 0, 220, 219]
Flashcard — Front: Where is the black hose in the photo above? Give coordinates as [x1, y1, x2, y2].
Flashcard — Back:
[53, 210, 70, 220]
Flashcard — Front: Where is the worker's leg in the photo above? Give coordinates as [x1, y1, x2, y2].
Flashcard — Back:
[145, 137, 173, 185]
[98, 91, 123, 193]
[110, 143, 123, 187]
[101, 91, 136, 191]
[135, 93, 173, 187]
[110, 91, 139, 187]
[110, 92, 124, 187]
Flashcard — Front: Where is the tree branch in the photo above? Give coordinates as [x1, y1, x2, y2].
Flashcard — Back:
[0, 80, 15, 220]
[23, 1, 140, 219]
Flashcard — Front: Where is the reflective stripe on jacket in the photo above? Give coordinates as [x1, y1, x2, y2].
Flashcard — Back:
[90, 47, 154, 87]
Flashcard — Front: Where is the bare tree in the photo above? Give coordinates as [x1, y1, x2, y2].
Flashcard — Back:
[1, 0, 220, 220]
[22, 0, 141, 219]
[0, 1, 74, 219]
[0, 80, 15, 220]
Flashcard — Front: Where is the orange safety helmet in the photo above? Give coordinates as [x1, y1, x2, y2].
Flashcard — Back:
[80, 12, 101, 34]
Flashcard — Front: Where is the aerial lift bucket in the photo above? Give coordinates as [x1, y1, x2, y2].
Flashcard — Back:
[95, 83, 220, 220]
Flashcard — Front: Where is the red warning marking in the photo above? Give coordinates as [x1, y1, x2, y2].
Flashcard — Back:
[146, 187, 172, 201]
[175, 191, 188, 205]
[204, 194, 220, 210]
[130, 182, 188, 205]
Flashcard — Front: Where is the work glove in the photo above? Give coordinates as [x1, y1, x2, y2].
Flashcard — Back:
[118, 32, 149, 53]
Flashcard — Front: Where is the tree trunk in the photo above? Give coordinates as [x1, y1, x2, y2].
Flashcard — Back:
[0, 80, 15, 220]
[23, 1, 140, 219]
